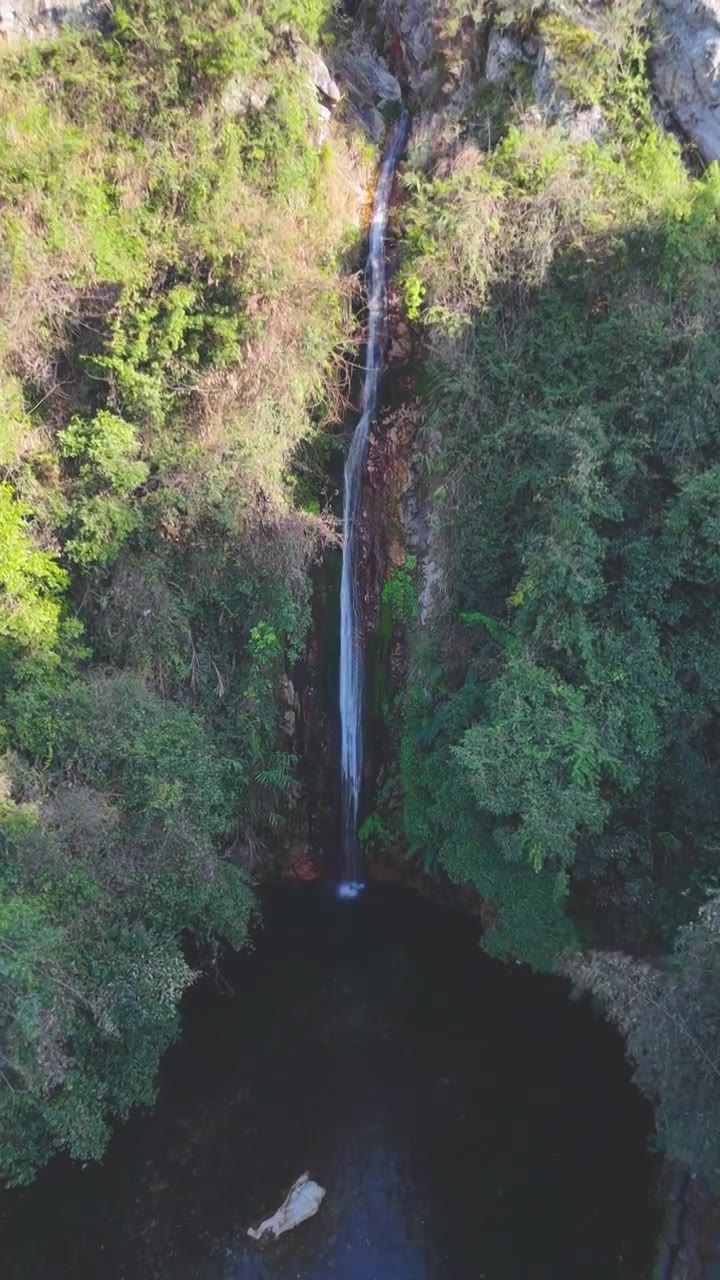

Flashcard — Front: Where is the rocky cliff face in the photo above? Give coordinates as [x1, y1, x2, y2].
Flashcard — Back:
[370, 0, 720, 163]
[7, 0, 720, 167]
[650, 0, 720, 162]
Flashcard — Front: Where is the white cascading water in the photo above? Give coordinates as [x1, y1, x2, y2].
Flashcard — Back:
[338, 109, 410, 899]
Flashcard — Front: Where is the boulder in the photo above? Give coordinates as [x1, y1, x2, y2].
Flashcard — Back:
[388, 320, 412, 364]
[566, 103, 605, 143]
[650, 0, 720, 162]
[335, 49, 402, 105]
[290, 34, 341, 105]
[221, 74, 272, 116]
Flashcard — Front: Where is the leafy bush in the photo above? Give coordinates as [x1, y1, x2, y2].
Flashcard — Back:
[382, 556, 417, 627]
[0, 486, 67, 666]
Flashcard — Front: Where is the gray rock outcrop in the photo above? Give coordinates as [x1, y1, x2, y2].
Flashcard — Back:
[287, 31, 341, 106]
[485, 22, 605, 144]
[331, 47, 401, 141]
[533, 36, 606, 142]
[650, 0, 720, 162]
[335, 49, 402, 105]
[382, 0, 435, 92]
[0, 0, 107, 39]
[347, 101, 387, 143]
[221, 73, 273, 116]
[485, 28, 530, 84]
[222, 34, 339, 143]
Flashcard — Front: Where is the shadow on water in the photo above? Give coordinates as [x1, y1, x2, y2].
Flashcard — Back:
[0, 884, 660, 1279]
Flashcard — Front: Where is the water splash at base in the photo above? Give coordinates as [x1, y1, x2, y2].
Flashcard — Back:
[337, 881, 365, 901]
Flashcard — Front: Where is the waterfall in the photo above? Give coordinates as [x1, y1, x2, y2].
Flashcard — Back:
[338, 109, 410, 898]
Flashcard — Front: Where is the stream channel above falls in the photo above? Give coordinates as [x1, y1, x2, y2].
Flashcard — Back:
[0, 884, 660, 1279]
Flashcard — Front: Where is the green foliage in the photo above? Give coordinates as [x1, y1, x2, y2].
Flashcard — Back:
[461, 611, 518, 651]
[402, 272, 426, 321]
[381, 556, 417, 627]
[0, 486, 67, 664]
[241, 73, 323, 199]
[264, 0, 331, 41]
[534, 0, 653, 139]
[388, 661, 576, 968]
[359, 810, 394, 853]
[394, 0, 720, 982]
[248, 621, 284, 666]
[57, 412, 149, 566]
[456, 658, 611, 871]
[0, 0, 360, 1184]
[0, 749, 253, 1185]
[58, 412, 148, 494]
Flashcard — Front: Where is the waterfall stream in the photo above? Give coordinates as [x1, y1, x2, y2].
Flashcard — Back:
[338, 110, 410, 896]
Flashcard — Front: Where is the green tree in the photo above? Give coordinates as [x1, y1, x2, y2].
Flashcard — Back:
[0, 485, 66, 659]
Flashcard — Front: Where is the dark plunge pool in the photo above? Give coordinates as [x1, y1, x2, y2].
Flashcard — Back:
[0, 884, 660, 1279]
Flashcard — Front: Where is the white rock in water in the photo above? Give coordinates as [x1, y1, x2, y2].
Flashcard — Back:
[247, 1173, 326, 1241]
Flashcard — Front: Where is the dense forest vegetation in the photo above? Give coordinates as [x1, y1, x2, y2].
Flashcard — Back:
[0, 0, 365, 1183]
[366, 0, 720, 1186]
[2, 0, 720, 1202]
